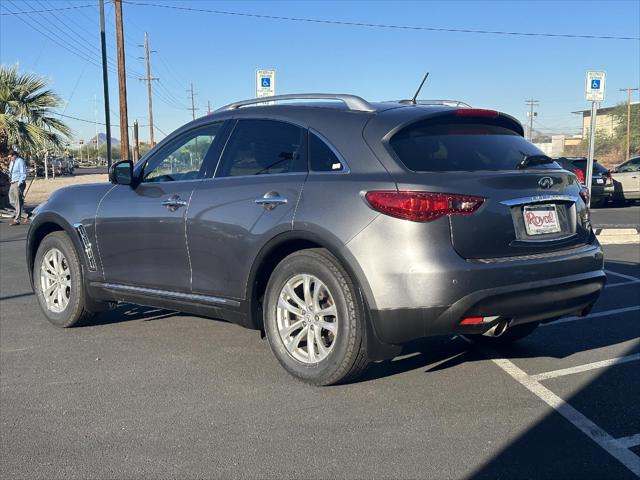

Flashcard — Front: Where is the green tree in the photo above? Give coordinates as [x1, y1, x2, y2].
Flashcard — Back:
[0, 65, 71, 157]
[610, 101, 640, 158]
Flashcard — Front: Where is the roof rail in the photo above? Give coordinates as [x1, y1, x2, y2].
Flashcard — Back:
[396, 99, 472, 108]
[215, 93, 376, 113]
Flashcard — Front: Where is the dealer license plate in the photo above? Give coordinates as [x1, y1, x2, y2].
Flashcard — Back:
[596, 178, 604, 184]
[523, 204, 561, 235]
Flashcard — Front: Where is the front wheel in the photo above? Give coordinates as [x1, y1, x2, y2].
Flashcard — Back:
[33, 231, 97, 327]
[263, 249, 369, 386]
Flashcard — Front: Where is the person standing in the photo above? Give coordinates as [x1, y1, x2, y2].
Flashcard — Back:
[7, 150, 27, 225]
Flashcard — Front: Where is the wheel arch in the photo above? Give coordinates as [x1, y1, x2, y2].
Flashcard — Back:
[27, 213, 83, 288]
[246, 231, 368, 328]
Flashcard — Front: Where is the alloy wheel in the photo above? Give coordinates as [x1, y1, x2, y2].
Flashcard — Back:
[276, 274, 338, 364]
[39, 248, 72, 313]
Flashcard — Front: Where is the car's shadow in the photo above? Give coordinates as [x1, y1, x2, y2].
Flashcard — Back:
[78, 261, 638, 384]
[80, 303, 186, 327]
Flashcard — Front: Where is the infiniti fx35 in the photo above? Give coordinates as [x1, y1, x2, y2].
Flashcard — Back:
[27, 94, 605, 385]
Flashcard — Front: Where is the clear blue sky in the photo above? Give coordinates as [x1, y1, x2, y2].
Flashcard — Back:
[1, 0, 639, 144]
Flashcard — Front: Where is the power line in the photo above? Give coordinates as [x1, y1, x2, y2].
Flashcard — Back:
[122, 0, 639, 41]
[5, 1, 102, 69]
[0, 2, 95, 15]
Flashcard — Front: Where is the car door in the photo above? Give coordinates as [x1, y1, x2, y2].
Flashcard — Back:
[187, 119, 307, 301]
[613, 158, 640, 199]
[96, 122, 224, 292]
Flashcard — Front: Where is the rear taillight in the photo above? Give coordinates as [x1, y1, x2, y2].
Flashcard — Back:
[579, 187, 590, 204]
[574, 168, 585, 184]
[454, 108, 499, 119]
[607, 170, 613, 183]
[365, 191, 485, 222]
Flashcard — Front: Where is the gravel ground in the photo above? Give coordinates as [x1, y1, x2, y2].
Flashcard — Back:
[24, 174, 108, 205]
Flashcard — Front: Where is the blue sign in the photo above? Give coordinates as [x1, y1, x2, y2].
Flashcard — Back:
[591, 79, 601, 89]
[261, 77, 271, 88]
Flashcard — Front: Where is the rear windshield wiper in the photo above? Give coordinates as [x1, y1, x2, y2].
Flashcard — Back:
[517, 154, 555, 169]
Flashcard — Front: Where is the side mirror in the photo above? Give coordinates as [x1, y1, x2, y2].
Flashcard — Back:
[109, 160, 133, 185]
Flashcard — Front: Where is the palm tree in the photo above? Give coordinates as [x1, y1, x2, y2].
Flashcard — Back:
[0, 65, 71, 157]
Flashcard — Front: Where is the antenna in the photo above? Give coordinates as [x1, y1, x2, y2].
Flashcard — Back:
[410, 72, 430, 105]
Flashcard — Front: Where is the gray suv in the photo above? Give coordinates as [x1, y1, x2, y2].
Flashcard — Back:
[27, 94, 605, 385]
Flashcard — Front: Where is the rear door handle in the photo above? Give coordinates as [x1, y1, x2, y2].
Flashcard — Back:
[162, 195, 188, 211]
[255, 192, 288, 210]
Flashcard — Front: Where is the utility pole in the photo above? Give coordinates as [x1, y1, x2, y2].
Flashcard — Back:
[188, 83, 198, 120]
[525, 99, 539, 142]
[133, 120, 140, 161]
[114, 0, 130, 160]
[140, 32, 158, 146]
[619, 87, 638, 160]
[93, 94, 98, 164]
[98, 0, 112, 168]
[207, 100, 211, 114]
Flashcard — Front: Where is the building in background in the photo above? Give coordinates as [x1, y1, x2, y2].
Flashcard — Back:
[574, 102, 639, 137]
[533, 134, 583, 157]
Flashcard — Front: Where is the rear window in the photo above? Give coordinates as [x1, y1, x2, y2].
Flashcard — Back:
[389, 122, 559, 172]
[571, 160, 608, 175]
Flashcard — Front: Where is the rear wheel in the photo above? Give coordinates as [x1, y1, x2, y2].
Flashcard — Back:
[465, 321, 540, 346]
[264, 249, 368, 386]
[34, 231, 97, 328]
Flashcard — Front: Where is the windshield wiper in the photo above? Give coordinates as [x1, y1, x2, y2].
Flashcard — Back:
[517, 154, 554, 169]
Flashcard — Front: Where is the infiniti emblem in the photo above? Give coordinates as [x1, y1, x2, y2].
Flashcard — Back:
[538, 177, 554, 189]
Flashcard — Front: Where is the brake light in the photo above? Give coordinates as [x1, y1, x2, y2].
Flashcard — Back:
[365, 191, 485, 222]
[574, 168, 585, 184]
[455, 108, 499, 119]
[607, 170, 612, 183]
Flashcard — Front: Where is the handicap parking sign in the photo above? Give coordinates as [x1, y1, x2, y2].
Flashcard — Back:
[585, 71, 605, 101]
[261, 77, 271, 88]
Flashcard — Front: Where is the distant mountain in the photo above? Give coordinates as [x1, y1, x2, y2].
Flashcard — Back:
[88, 133, 120, 146]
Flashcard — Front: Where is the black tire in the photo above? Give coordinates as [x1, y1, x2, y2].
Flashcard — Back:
[466, 321, 540, 346]
[263, 249, 369, 386]
[33, 231, 97, 328]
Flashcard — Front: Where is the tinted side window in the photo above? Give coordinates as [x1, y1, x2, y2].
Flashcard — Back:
[309, 132, 344, 172]
[618, 158, 640, 172]
[216, 120, 306, 177]
[143, 124, 221, 183]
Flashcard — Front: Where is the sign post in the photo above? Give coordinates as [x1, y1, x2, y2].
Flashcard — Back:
[584, 71, 606, 207]
[256, 69, 276, 104]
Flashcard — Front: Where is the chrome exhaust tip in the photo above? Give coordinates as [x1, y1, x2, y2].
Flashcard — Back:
[482, 319, 510, 337]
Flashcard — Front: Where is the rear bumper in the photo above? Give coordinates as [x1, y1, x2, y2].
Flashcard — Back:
[345, 213, 605, 345]
[591, 183, 614, 200]
[370, 269, 605, 344]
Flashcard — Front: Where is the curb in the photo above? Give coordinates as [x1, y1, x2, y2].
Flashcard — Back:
[595, 227, 640, 245]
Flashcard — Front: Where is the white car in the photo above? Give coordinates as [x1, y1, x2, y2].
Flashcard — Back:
[612, 156, 640, 202]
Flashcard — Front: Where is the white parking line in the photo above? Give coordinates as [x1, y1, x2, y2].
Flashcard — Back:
[489, 356, 640, 476]
[618, 434, 640, 450]
[606, 280, 640, 289]
[530, 354, 640, 381]
[606, 269, 640, 282]
[541, 306, 640, 327]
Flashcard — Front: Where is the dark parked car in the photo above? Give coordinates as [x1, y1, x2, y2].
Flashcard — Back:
[554, 156, 614, 208]
[27, 94, 605, 385]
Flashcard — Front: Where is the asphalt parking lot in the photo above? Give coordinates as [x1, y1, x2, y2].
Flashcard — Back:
[1, 209, 639, 479]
